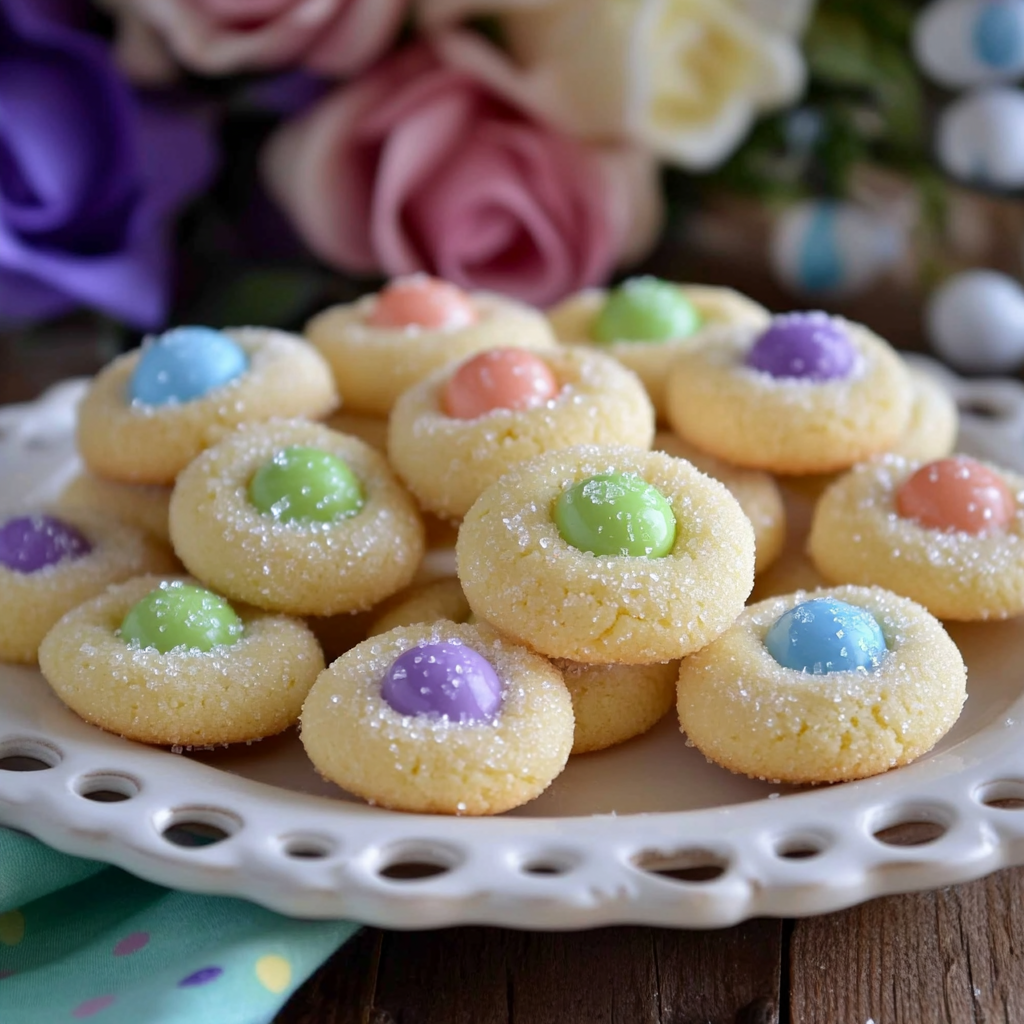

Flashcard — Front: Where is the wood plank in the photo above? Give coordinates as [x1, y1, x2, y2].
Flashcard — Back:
[789, 866, 1024, 1024]
[353, 921, 781, 1024]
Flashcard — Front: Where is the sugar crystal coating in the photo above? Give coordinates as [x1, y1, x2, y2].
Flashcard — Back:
[0, 515, 91, 574]
[120, 582, 243, 654]
[764, 598, 887, 675]
[381, 641, 502, 722]
[248, 446, 364, 524]
[896, 456, 1015, 535]
[443, 348, 559, 420]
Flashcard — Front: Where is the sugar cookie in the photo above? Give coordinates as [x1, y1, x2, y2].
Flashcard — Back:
[305, 276, 555, 417]
[457, 446, 755, 664]
[677, 586, 966, 783]
[548, 279, 770, 419]
[169, 420, 424, 616]
[57, 473, 173, 544]
[665, 312, 912, 474]
[654, 432, 785, 574]
[367, 577, 471, 637]
[808, 455, 1024, 620]
[77, 326, 337, 485]
[890, 365, 959, 462]
[0, 511, 176, 663]
[300, 622, 574, 815]
[388, 347, 655, 521]
[38, 575, 324, 745]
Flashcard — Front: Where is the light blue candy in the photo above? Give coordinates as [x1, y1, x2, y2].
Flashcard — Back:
[129, 327, 248, 406]
[973, 3, 1024, 67]
[764, 598, 887, 675]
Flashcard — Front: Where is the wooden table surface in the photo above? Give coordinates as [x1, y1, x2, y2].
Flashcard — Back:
[5, 334, 1024, 1024]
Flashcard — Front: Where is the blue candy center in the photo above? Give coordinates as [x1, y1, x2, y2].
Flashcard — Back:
[764, 598, 887, 675]
[973, 3, 1024, 68]
[129, 327, 248, 406]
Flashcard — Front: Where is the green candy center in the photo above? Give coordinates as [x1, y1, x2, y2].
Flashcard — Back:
[249, 446, 364, 524]
[120, 582, 243, 654]
[591, 277, 701, 344]
[554, 473, 677, 558]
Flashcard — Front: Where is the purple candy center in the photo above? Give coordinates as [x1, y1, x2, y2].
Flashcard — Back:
[381, 641, 503, 722]
[745, 312, 855, 381]
[0, 515, 92, 574]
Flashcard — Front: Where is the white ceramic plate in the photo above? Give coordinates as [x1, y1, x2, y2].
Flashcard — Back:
[3, 365, 1024, 930]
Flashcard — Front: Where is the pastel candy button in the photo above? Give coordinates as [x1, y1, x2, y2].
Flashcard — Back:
[129, 326, 248, 406]
[381, 641, 503, 722]
[765, 598, 887, 675]
[896, 456, 1015, 535]
[554, 473, 677, 558]
[249, 446, 364, 524]
[746, 312, 855, 381]
[443, 349, 559, 419]
[0, 515, 91, 573]
[120, 582, 243, 654]
[367, 275, 477, 330]
[591, 277, 701, 343]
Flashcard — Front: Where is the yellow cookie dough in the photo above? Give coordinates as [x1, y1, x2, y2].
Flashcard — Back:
[456, 445, 755, 664]
[57, 472, 173, 544]
[557, 659, 678, 755]
[0, 510, 176, 664]
[300, 622, 574, 815]
[305, 290, 555, 417]
[367, 577, 471, 637]
[169, 420, 425, 616]
[77, 328, 338, 485]
[548, 284, 770, 419]
[891, 365, 959, 462]
[808, 455, 1024, 620]
[655, 432, 785, 574]
[388, 348, 655, 521]
[665, 316, 912, 475]
[677, 585, 967, 783]
[38, 575, 325, 745]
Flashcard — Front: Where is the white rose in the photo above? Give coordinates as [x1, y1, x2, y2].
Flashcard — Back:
[424, 0, 808, 169]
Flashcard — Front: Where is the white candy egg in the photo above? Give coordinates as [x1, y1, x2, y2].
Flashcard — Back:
[937, 87, 1024, 188]
[913, 0, 1024, 88]
[927, 270, 1024, 372]
[770, 201, 903, 298]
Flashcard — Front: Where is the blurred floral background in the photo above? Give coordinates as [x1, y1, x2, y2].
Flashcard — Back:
[5, 0, 1024, 395]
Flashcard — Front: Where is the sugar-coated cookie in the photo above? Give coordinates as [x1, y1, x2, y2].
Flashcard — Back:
[890, 365, 959, 462]
[367, 577, 471, 637]
[548, 279, 770, 419]
[170, 420, 424, 616]
[305, 275, 555, 417]
[665, 312, 912, 475]
[300, 622, 574, 815]
[655, 432, 785, 574]
[57, 473, 173, 544]
[556, 659, 678, 755]
[0, 511, 176, 663]
[39, 575, 324, 745]
[389, 347, 655, 521]
[457, 446, 755, 664]
[77, 326, 337, 485]
[808, 455, 1024, 620]
[677, 586, 966, 783]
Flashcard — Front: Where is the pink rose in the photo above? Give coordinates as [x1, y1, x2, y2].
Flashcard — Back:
[102, 0, 409, 78]
[262, 38, 661, 306]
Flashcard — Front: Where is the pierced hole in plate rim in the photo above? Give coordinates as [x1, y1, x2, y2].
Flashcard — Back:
[975, 779, 1024, 811]
[375, 842, 462, 882]
[519, 851, 579, 877]
[957, 397, 1014, 422]
[773, 833, 830, 861]
[157, 807, 241, 849]
[279, 835, 335, 860]
[73, 772, 140, 803]
[0, 738, 62, 772]
[870, 804, 951, 848]
[633, 848, 729, 884]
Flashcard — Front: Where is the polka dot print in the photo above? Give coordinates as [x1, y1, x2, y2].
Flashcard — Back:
[112, 932, 148, 957]
[0, 909, 24, 946]
[72, 995, 115, 1019]
[255, 954, 292, 994]
[178, 967, 222, 988]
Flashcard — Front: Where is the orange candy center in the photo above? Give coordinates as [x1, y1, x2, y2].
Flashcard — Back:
[443, 349, 559, 420]
[367, 275, 477, 330]
[895, 457, 1016, 535]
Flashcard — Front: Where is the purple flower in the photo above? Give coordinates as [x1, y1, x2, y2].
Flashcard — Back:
[0, 2, 217, 328]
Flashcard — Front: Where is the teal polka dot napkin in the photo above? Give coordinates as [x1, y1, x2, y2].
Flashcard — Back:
[0, 829, 358, 1023]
